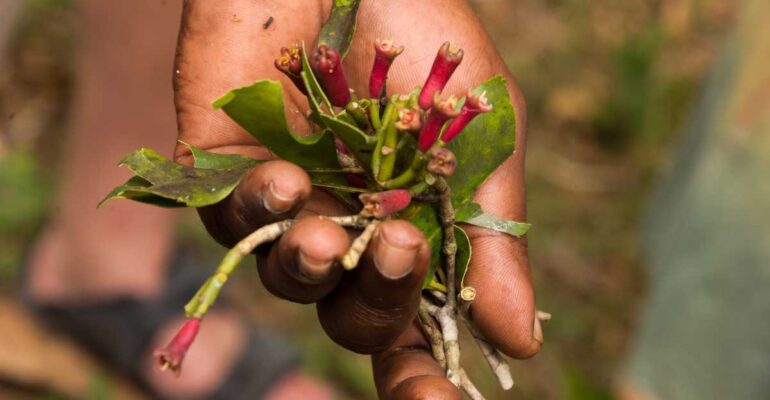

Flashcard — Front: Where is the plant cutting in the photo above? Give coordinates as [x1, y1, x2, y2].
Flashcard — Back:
[102, 1, 534, 398]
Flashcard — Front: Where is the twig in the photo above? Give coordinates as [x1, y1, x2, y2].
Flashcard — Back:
[430, 290, 447, 304]
[418, 303, 446, 369]
[185, 215, 369, 318]
[459, 286, 476, 314]
[324, 214, 371, 229]
[460, 310, 514, 390]
[185, 219, 295, 318]
[420, 296, 441, 317]
[433, 177, 462, 386]
[341, 220, 380, 270]
[458, 369, 486, 400]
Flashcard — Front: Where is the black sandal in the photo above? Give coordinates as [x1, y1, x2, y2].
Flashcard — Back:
[21, 250, 299, 399]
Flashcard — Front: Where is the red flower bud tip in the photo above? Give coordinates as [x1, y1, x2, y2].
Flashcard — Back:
[369, 39, 404, 98]
[359, 189, 411, 218]
[417, 93, 460, 152]
[274, 44, 307, 95]
[418, 42, 464, 110]
[427, 147, 457, 177]
[394, 106, 422, 132]
[311, 45, 351, 107]
[441, 89, 493, 144]
[153, 318, 201, 376]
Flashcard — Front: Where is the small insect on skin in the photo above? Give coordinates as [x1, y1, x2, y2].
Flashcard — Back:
[263, 16, 274, 29]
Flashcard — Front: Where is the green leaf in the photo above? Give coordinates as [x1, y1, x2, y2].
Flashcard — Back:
[465, 213, 530, 237]
[212, 78, 358, 206]
[317, 114, 376, 165]
[100, 148, 252, 208]
[403, 76, 520, 287]
[300, 42, 334, 115]
[456, 202, 531, 237]
[212, 80, 339, 171]
[445, 76, 517, 202]
[317, 0, 362, 58]
[182, 141, 260, 170]
[100, 176, 186, 208]
[454, 225, 472, 289]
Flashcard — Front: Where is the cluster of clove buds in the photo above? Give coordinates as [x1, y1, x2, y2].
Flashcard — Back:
[275, 40, 493, 219]
[152, 39, 496, 374]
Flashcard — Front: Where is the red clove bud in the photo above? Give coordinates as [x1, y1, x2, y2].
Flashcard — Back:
[417, 93, 460, 152]
[369, 39, 404, 99]
[441, 89, 493, 144]
[394, 106, 422, 132]
[427, 147, 457, 177]
[153, 317, 201, 376]
[359, 189, 411, 218]
[311, 45, 352, 107]
[418, 42, 464, 110]
[274, 44, 307, 95]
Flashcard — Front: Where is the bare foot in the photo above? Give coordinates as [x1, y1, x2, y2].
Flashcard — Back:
[26, 230, 337, 399]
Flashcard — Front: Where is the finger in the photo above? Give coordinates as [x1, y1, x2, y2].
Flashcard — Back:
[317, 220, 429, 353]
[344, 0, 539, 357]
[464, 155, 541, 359]
[198, 160, 312, 248]
[259, 216, 350, 304]
[372, 322, 462, 400]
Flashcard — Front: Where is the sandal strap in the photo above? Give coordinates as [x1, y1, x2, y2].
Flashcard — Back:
[22, 249, 299, 399]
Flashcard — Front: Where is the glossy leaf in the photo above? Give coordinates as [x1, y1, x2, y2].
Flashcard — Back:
[400, 76, 521, 287]
[212, 80, 339, 171]
[465, 213, 530, 237]
[456, 202, 531, 237]
[211, 78, 360, 208]
[317, 0, 362, 58]
[100, 148, 251, 208]
[318, 114, 376, 165]
[101, 176, 186, 208]
[300, 42, 333, 114]
[183, 141, 260, 170]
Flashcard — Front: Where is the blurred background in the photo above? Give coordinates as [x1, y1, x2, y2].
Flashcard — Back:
[0, 0, 744, 399]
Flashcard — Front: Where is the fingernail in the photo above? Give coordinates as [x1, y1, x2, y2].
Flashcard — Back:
[263, 181, 298, 214]
[373, 228, 418, 279]
[297, 250, 333, 281]
[533, 315, 544, 344]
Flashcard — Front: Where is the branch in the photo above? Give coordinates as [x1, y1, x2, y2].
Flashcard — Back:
[433, 177, 462, 386]
[185, 215, 370, 319]
[418, 303, 446, 369]
[460, 310, 514, 390]
[341, 220, 380, 270]
[185, 219, 295, 318]
[458, 369, 486, 400]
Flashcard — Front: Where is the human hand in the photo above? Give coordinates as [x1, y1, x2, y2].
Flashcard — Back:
[173, 1, 540, 398]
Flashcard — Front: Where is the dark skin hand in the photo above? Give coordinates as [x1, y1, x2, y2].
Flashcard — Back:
[173, 0, 540, 398]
